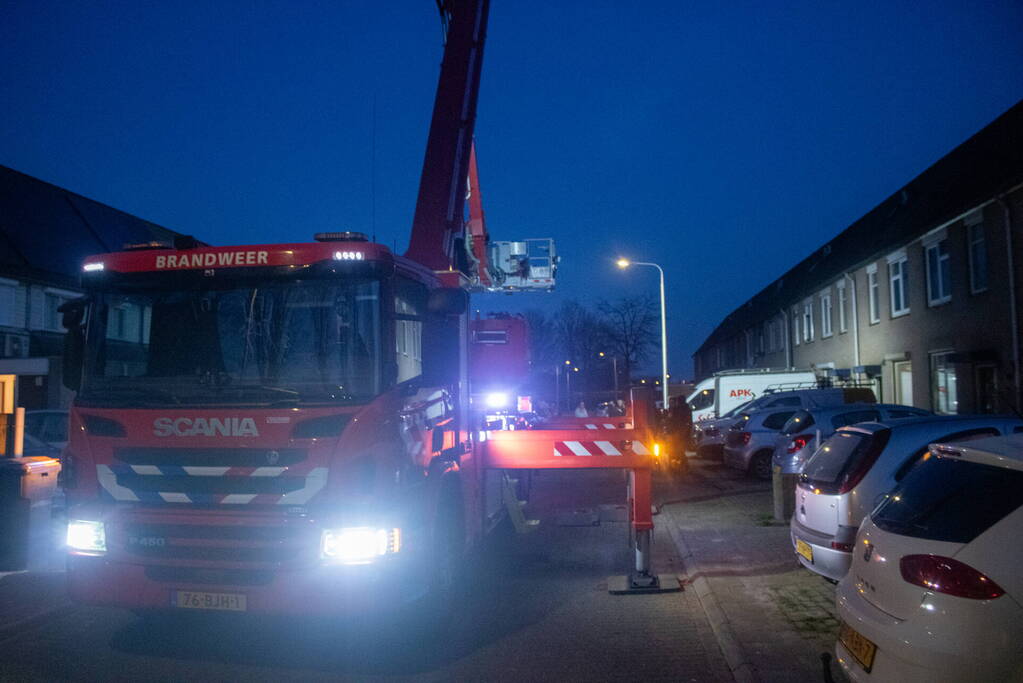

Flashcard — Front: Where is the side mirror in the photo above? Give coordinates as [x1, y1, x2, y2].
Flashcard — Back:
[427, 288, 467, 316]
[59, 299, 88, 392]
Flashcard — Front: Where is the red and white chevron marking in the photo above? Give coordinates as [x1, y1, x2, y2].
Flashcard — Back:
[552, 440, 650, 457]
[583, 423, 633, 430]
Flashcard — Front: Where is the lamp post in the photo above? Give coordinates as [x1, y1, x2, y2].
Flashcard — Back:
[617, 258, 669, 410]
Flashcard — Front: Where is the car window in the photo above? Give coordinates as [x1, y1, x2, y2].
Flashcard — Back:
[891, 427, 1002, 483]
[689, 389, 714, 411]
[781, 410, 814, 436]
[887, 409, 928, 419]
[41, 414, 68, 443]
[762, 411, 797, 430]
[873, 456, 1023, 543]
[830, 410, 880, 430]
[800, 429, 890, 494]
[766, 396, 802, 407]
[722, 400, 753, 418]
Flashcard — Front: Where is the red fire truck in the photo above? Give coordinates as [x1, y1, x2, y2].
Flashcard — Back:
[59, 1, 663, 616]
[60, 0, 503, 616]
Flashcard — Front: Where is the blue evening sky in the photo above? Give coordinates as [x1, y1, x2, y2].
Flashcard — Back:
[2, 1, 1021, 377]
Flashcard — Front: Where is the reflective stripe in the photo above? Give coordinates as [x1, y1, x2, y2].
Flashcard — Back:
[158, 492, 191, 503]
[220, 494, 257, 505]
[250, 467, 286, 477]
[564, 441, 592, 456]
[130, 465, 162, 475]
[594, 441, 621, 456]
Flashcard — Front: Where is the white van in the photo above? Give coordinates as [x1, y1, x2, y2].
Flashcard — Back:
[687, 369, 817, 422]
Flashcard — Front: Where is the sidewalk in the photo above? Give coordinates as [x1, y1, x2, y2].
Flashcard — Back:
[657, 458, 842, 682]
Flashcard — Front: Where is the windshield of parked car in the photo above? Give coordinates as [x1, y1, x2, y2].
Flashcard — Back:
[689, 388, 714, 411]
[872, 456, 1023, 543]
[80, 277, 382, 406]
[721, 400, 752, 418]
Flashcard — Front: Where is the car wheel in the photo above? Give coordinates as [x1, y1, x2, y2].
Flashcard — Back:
[748, 451, 772, 480]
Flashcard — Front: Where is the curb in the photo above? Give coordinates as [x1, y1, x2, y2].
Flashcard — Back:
[660, 504, 757, 683]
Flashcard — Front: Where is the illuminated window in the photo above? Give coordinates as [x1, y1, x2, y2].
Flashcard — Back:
[802, 298, 814, 342]
[930, 351, 958, 415]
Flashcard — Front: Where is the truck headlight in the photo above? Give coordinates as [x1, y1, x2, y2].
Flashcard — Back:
[320, 527, 401, 564]
[67, 520, 106, 554]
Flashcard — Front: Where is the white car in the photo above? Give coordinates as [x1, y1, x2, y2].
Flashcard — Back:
[835, 434, 1023, 682]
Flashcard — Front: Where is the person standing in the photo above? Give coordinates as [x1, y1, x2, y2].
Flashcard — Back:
[574, 401, 589, 417]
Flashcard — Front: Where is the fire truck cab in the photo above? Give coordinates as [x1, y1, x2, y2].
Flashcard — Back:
[60, 233, 485, 614]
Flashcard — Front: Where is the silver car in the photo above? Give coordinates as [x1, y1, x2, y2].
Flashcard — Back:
[772, 403, 930, 475]
[722, 407, 799, 479]
[697, 386, 875, 459]
[790, 415, 1023, 581]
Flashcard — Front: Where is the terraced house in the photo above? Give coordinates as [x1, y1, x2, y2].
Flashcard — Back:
[694, 100, 1023, 414]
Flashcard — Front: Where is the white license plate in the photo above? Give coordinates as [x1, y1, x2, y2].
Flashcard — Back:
[172, 590, 247, 612]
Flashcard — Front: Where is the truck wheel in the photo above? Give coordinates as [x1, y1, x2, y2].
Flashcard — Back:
[430, 487, 465, 604]
[748, 452, 773, 481]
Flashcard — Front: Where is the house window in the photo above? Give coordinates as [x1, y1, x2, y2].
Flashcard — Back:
[925, 239, 951, 306]
[837, 281, 847, 333]
[867, 264, 880, 324]
[820, 290, 833, 338]
[0, 282, 16, 327]
[930, 351, 958, 415]
[802, 300, 814, 342]
[888, 255, 909, 317]
[792, 307, 800, 346]
[968, 223, 988, 293]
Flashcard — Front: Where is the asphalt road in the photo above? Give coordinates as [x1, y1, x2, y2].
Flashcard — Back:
[0, 470, 732, 682]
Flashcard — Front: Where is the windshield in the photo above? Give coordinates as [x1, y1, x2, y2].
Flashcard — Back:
[689, 388, 715, 411]
[81, 278, 382, 406]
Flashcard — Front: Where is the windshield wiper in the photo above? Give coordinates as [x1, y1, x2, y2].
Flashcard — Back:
[81, 386, 183, 407]
[210, 385, 301, 406]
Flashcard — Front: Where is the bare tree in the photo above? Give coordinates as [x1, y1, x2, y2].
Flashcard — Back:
[598, 296, 658, 380]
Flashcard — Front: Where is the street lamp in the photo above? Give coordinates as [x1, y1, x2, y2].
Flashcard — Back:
[617, 258, 669, 410]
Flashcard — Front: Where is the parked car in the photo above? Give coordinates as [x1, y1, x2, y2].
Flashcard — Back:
[791, 415, 1022, 582]
[693, 400, 752, 458]
[24, 409, 69, 450]
[835, 434, 1023, 681]
[772, 404, 930, 475]
[697, 386, 877, 459]
[722, 408, 800, 479]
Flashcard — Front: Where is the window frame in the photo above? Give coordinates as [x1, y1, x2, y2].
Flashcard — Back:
[836, 280, 847, 333]
[968, 222, 988, 294]
[925, 238, 951, 306]
[888, 253, 910, 318]
[819, 289, 833, 338]
[866, 264, 880, 324]
[802, 298, 814, 342]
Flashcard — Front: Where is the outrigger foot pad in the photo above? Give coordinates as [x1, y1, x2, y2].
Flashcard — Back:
[607, 573, 682, 595]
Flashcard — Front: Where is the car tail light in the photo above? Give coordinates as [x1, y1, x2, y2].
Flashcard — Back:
[787, 434, 811, 454]
[830, 541, 853, 552]
[900, 555, 1004, 600]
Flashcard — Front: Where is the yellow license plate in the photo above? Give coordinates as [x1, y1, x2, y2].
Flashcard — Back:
[839, 621, 877, 672]
[795, 538, 813, 563]
[173, 590, 247, 612]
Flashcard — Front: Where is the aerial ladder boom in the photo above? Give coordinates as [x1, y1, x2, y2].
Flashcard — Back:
[406, 0, 490, 275]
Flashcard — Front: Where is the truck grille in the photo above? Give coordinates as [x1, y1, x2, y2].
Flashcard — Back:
[114, 447, 306, 468]
[119, 520, 318, 565]
[96, 449, 327, 505]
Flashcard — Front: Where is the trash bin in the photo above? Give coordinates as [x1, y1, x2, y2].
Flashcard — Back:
[0, 456, 62, 571]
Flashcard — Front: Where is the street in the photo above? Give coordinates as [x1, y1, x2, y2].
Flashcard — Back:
[0, 462, 841, 682]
